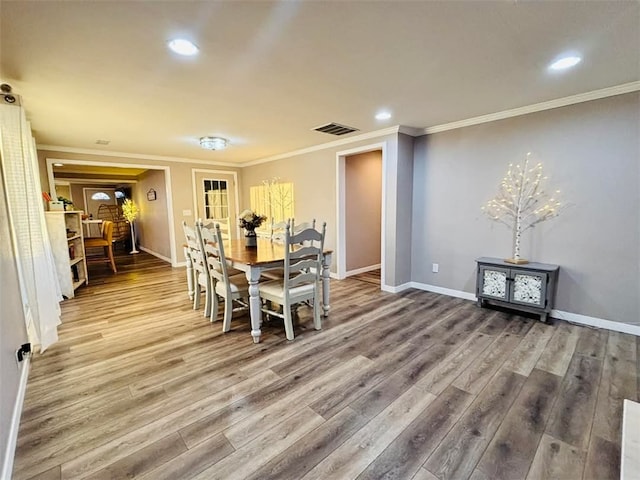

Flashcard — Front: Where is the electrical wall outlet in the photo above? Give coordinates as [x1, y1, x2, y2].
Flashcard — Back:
[432, 263, 439, 273]
[182, 209, 192, 217]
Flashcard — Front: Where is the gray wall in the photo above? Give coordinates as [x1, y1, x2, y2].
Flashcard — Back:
[412, 92, 640, 325]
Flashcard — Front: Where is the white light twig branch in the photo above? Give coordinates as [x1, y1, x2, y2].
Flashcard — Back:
[482, 153, 563, 262]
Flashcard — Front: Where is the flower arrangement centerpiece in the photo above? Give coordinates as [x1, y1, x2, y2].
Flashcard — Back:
[239, 209, 266, 234]
[239, 209, 266, 247]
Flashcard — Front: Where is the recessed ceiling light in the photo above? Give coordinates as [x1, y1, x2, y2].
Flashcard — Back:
[375, 111, 392, 120]
[167, 38, 199, 56]
[548, 55, 582, 71]
[199, 137, 228, 150]
[53, 163, 64, 167]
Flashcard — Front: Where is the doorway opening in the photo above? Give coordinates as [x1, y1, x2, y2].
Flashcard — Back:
[336, 142, 386, 286]
[46, 158, 177, 267]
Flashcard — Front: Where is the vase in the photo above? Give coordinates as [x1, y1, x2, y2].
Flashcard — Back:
[245, 230, 257, 248]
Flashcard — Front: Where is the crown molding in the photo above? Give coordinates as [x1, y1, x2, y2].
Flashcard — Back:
[397, 125, 423, 136]
[423, 81, 640, 135]
[37, 145, 240, 168]
[39, 81, 639, 170]
[54, 177, 138, 184]
[240, 126, 402, 167]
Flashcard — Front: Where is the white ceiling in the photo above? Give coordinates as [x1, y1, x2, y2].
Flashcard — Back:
[1, 1, 639, 165]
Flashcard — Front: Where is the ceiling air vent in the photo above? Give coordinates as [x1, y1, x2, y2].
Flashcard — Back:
[312, 122, 359, 136]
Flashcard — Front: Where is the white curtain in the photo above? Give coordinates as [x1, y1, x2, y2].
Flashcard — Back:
[0, 100, 62, 352]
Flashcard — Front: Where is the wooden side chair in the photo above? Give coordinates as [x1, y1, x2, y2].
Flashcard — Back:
[84, 220, 117, 273]
[182, 221, 211, 317]
[198, 221, 250, 332]
[259, 222, 326, 340]
[201, 218, 242, 277]
[261, 219, 291, 281]
[270, 219, 290, 244]
[202, 217, 231, 240]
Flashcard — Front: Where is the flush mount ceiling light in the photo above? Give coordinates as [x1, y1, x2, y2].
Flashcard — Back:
[548, 55, 582, 71]
[199, 137, 228, 150]
[375, 111, 392, 120]
[167, 38, 199, 56]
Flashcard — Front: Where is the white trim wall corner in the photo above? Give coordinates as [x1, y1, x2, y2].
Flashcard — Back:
[336, 142, 387, 284]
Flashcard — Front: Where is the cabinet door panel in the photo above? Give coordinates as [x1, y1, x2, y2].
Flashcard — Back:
[480, 266, 509, 300]
[510, 271, 547, 307]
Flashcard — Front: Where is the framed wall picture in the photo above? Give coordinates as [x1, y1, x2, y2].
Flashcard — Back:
[147, 189, 157, 201]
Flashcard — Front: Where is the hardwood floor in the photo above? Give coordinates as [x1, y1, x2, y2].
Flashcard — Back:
[13, 252, 636, 479]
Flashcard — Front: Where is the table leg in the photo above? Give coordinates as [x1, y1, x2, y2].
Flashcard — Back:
[184, 246, 194, 301]
[247, 267, 262, 343]
[321, 253, 331, 317]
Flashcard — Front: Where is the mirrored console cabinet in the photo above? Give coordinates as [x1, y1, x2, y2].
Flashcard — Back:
[475, 257, 559, 323]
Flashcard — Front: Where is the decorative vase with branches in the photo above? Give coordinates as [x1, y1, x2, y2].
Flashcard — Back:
[122, 199, 140, 254]
[482, 153, 563, 264]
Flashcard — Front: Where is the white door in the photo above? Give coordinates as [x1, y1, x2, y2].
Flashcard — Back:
[83, 187, 117, 219]
[193, 172, 238, 239]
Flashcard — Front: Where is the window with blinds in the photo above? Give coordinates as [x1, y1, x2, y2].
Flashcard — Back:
[249, 181, 294, 234]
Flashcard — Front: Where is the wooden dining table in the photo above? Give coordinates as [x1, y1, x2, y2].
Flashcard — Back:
[199, 237, 333, 343]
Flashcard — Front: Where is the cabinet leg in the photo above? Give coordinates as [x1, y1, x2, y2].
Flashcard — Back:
[540, 312, 552, 324]
[476, 298, 483, 308]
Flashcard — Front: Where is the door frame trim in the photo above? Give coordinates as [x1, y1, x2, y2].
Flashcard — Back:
[335, 142, 387, 284]
[191, 169, 240, 238]
[46, 158, 177, 266]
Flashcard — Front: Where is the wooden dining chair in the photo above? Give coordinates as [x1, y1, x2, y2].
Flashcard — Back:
[182, 221, 211, 317]
[202, 217, 231, 240]
[199, 221, 250, 332]
[84, 220, 117, 273]
[291, 218, 316, 235]
[259, 222, 326, 340]
[201, 218, 243, 277]
[270, 219, 290, 243]
[260, 219, 291, 281]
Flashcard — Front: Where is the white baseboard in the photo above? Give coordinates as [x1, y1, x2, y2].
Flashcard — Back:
[621, 399, 640, 480]
[2, 356, 30, 480]
[138, 246, 171, 264]
[551, 309, 640, 336]
[381, 282, 412, 293]
[345, 264, 381, 277]
[405, 282, 640, 337]
[410, 282, 477, 301]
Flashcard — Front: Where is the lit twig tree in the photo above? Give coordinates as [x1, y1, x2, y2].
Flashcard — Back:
[122, 199, 140, 254]
[482, 153, 562, 264]
[262, 177, 293, 224]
